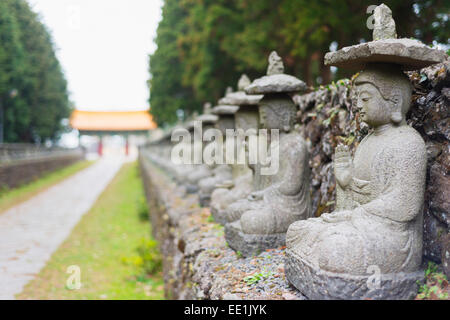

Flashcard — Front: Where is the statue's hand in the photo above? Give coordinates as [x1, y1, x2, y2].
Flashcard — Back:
[321, 210, 352, 223]
[334, 144, 353, 188]
[248, 190, 264, 201]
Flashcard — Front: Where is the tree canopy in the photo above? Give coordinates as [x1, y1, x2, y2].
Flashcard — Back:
[149, 0, 449, 127]
[0, 0, 70, 143]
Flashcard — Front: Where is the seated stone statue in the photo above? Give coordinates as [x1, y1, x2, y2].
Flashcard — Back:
[210, 74, 262, 224]
[184, 104, 218, 193]
[286, 65, 427, 297]
[224, 52, 312, 257]
[285, 4, 448, 300]
[197, 104, 238, 206]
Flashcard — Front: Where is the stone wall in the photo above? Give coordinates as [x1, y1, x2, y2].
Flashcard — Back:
[0, 145, 85, 189]
[140, 152, 305, 300]
[139, 61, 449, 299]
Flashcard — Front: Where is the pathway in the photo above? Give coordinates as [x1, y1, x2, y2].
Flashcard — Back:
[0, 156, 124, 299]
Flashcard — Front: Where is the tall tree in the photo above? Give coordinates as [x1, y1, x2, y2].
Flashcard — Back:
[10, 0, 70, 142]
[149, 0, 449, 127]
[149, 0, 197, 126]
[0, 0, 29, 142]
[0, 0, 70, 143]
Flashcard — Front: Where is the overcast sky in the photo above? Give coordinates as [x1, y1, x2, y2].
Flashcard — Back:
[29, 0, 163, 112]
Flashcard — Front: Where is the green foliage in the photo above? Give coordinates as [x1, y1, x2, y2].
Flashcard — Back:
[425, 261, 438, 277]
[137, 195, 150, 222]
[207, 213, 215, 223]
[149, 0, 449, 127]
[416, 262, 449, 300]
[243, 268, 273, 285]
[122, 238, 163, 276]
[0, 0, 69, 143]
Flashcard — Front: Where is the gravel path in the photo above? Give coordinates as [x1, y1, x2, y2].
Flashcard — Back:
[0, 156, 124, 299]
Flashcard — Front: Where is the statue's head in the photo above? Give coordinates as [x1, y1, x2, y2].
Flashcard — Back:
[259, 94, 296, 132]
[354, 64, 412, 128]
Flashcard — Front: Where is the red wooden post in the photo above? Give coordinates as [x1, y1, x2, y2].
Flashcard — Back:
[98, 136, 103, 156]
[125, 135, 129, 156]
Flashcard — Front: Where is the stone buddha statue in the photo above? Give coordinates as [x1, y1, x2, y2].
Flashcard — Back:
[170, 124, 194, 182]
[210, 74, 263, 225]
[224, 51, 312, 257]
[173, 109, 218, 185]
[184, 103, 218, 193]
[285, 4, 448, 300]
[197, 102, 239, 207]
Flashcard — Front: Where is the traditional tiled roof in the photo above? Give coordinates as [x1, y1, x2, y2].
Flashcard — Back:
[70, 110, 157, 132]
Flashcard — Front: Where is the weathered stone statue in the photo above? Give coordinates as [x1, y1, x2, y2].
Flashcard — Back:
[148, 127, 180, 176]
[174, 110, 218, 185]
[197, 102, 239, 207]
[285, 4, 448, 300]
[171, 124, 194, 182]
[185, 103, 218, 193]
[210, 75, 263, 224]
[224, 51, 312, 257]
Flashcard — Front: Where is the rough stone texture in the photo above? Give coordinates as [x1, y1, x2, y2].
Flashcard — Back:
[325, 38, 448, 71]
[211, 105, 239, 115]
[285, 249, 423, 300]
[245, 74, 307, 95]
[293, 79, 360, 218]
[225, 221, 286, 257]
[442, 234, 450, 278]
[267, 51, 284, 75]
[194, 114, 218, 123]
[219, 74, 262, 106]
[139, 155, 305, 300]
[372, 3, 397, 40]
[219, 91, 262, 106]
[246, 51, 306, 94]
[408, 61, 450, 266]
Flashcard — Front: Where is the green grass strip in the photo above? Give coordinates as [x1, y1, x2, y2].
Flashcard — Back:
[17, 161, 164, 300]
